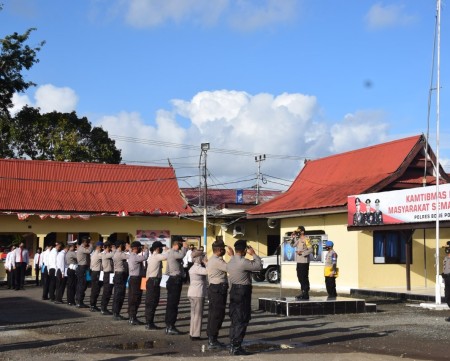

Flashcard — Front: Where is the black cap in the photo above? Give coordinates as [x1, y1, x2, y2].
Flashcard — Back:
[131, 241, 142, 248]
[234, 239, 247, 251]
[151, 241, 165, 250]
[355, 197, 361, 205]
[375, 199, 380, 204]
[212, 239, 225, 248]
[365, 199, 371, 204]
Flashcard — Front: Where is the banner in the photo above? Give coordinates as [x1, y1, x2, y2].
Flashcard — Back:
[348, 184, 450, 226]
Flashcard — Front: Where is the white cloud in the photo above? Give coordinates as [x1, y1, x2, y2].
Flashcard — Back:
[365, 3, 416, 30]
[121, 0, 297, 30]
[11, 84, 78, 115]
[330, 111, 389, 153]
[95, 90, 389, 190]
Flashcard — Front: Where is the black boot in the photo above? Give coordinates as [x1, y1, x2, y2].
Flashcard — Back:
[129, 317, 144, 325]
[145, 322, 159, 330]
[229, 344, 251, 356]
[113, 313, 124, 321]
[101, 308, 112, 315]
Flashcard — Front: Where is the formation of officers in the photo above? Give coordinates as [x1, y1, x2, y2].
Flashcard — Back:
[37, 236, 262, 356]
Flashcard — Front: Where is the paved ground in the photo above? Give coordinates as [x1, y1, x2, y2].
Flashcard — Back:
[1, 283, 450, 361]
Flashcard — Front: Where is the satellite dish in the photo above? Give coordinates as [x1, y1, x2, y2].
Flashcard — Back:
[267, 218, 279, 229]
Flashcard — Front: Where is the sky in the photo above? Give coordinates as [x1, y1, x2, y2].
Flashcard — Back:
[1, 0, 449, 193]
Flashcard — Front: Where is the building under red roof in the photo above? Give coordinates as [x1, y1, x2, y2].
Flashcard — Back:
[0, 159, 191, 216]
[247, 135, 449, 218]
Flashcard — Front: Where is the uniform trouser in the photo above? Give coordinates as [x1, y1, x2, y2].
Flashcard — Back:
[145, 277, 161, 323]
[207, 283, 228, 338]
[165, 275, 183, 327]
[112, 272, 128, 314]
[296, 263, 310, 292]
[325, 276, 337, 297]
[56, 270, 67, 302]
[445, 276, 450, 308]
[101, 272, 114, 310]
[35, 265, 40, 286]
[189, 296, 204, 337]
[229, 284, 252, 347]
[75, 265, 88, 304]
[6, 269, 16, 289]
[66, 268, 77, 304]
[128, 276, 143, 318]
[90, 271, 102, 307]
[14, 262, 26, 290]
[48, 268, 57, 300]
[42, 267, 49, 299]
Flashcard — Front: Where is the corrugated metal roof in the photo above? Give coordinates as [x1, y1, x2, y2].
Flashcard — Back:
[0, 159, 191, 215]
[248, 135, 425, 216]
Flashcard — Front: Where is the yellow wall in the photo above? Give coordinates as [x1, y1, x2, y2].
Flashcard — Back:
[278, 212, 449, 293]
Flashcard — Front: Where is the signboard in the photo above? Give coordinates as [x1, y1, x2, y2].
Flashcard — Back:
[348, 183, 450, 226]
[135, 230, 171, 247]
[281, 234, 328, 264]
[236, 189, 244, 204]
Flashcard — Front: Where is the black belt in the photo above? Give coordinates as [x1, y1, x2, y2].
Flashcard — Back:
[232, 284, 251, 288]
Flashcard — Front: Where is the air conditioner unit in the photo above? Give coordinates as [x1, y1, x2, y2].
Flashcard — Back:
[220, 224, 228, 232]
[267, 218, 279, 229]
[233, 223, 245, 238]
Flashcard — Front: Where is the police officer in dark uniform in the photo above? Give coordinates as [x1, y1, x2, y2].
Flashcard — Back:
[373, 199, 384, 225]
[65, 241, 77, 306]
[353, 197, 364, 226]
[100, 241, 114, 315]
[227, 239, 262, 356]
[364, 199, 374, 225]
[89, 241, 104, 312]
[206, 239, 234, 349]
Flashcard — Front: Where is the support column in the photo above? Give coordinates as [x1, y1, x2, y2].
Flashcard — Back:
[100, 234, 110, 242]
[36, 234, 47, 249]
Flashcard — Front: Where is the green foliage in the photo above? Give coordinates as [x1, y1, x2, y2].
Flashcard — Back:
[10, 107, 122, 163]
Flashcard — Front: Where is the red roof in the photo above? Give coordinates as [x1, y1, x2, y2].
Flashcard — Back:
[0, 159, 191, 215]
[248, 135, 426, 217]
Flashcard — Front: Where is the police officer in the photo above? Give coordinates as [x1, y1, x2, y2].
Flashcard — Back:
[373, 199, 384, 225]
[55, 242, 68, 304]
[291, 226, 312, 300]
[353, 197, 364, 226]
[65, 241, 78, 306]
[145, 241, 166, 330]
[324, 240, 338, 300]
[227, 239, 262, 356]
[127, 241, 149, 325]
[164, 236, 188, 335]
[112, 241, 130, 320]
[100, 241, 114, 315]
[75, 236, 93, 308]
[89, 241, 104, 312]
[206, 239, 233, 349]
[364, 199, 374, 225]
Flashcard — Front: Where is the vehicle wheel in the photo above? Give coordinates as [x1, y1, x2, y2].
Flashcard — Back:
[265, 267, 279, 283]
[252, 272, 266, 282]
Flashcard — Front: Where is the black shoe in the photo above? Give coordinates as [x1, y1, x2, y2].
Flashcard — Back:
[76, 303, 88, 309]
[229, 346, 252, 356]
[42, 297, 49, 300]
[113, 313, 125, 321]
[54, 300, 64, 304]
[190, 336, 201, 341]
[67, 302, 75, 306]
[90, 306, 100, 312]
[129, 317, 144, 326]
[445, 317, 450, 322]
[208, 337, 225, 350]
[327, 296, 336, 301]
[145, 323, 159, 330]
[101, 309, 112, 315]
[165, 326, 181, 335]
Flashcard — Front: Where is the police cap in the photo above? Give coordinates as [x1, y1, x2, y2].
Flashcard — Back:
[234, 239, 247, 251]
[131, 241, 142, 248]
[212, 239, 225, 248]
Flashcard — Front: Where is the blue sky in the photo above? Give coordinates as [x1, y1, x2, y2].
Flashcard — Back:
[1, 0, 449, 191]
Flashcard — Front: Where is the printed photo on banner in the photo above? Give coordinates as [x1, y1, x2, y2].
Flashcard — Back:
[136, 230, 171, 247]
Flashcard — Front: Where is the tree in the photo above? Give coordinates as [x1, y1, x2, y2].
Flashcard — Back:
[10, 107, 122, 163]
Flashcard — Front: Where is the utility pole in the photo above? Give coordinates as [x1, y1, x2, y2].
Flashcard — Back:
[255, 154, 266, 204]
[200, 143, 210, 248]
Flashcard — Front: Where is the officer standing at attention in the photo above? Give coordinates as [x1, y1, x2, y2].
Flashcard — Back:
[127, 241, 149, 325]
[324, 240, 338, 300]
[75, 236, 93, 308]
[227, 239, 262, 356]
[206, 239, 234, 350]
[112, 241, 130, 321]
[65, 241, 78, 306]
[145, 241, 167, 330]
[291, 226, 313, 300]
[89, 241, 104, 312]
[100, 241, 114, 315]
[164, 236, 188, 335]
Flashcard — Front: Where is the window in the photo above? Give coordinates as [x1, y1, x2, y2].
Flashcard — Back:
[373, 230, 411, 264]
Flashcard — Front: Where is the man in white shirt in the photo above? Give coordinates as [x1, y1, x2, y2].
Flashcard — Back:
[34, 247, 42, 286]
[47, 243, 60, 301]
[5, 246, 16, 289]
[41, 245, 53, 300]
[55, 243, 68, 304]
